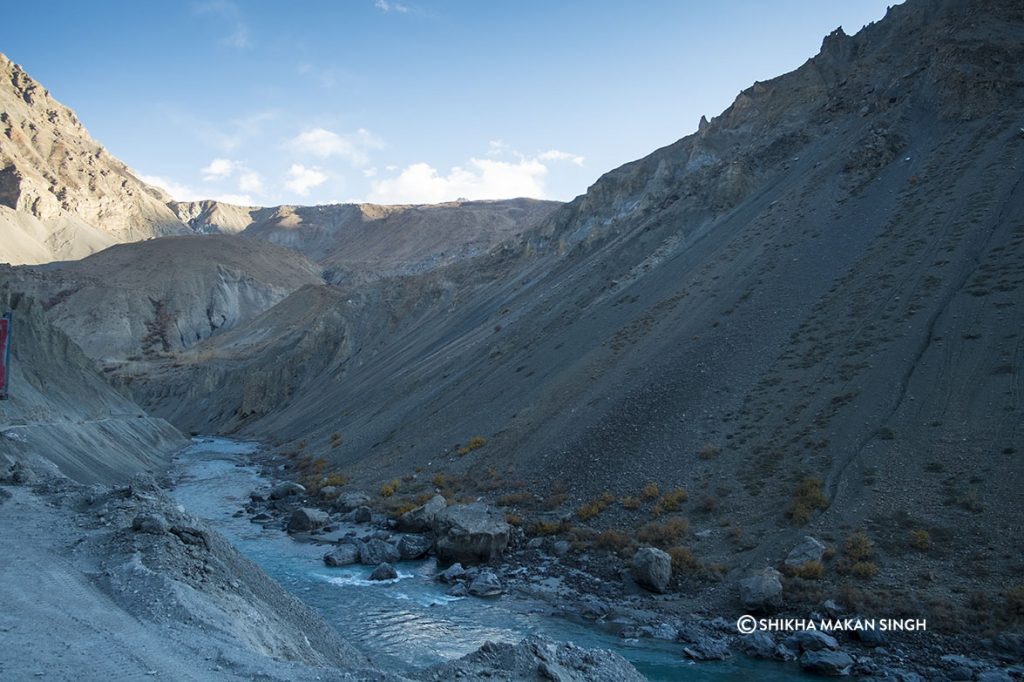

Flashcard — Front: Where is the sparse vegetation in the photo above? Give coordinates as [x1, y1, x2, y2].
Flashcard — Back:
[322, 471, 349, 487]
[637, 517, 689, 547]
[793, 560, 825, 580]
[910, 529, 932, 550]
[620, 496, 641, 510]
[668, 545, 698, 573]
[698, 443, 721, 460]
[839, 530, 877, 580]
[641, 483, 660, 500]
[577, 491, 615, 521]
[457, 435, 487, 456]
[652, 488, 688, 516]
[787, 476, 829, 525]
[379, 479, 401, 498]
[530, 519, 572, 536]
[594, 529, 633, 554]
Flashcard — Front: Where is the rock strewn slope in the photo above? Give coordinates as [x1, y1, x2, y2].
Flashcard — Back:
[0, 52, 189, 264]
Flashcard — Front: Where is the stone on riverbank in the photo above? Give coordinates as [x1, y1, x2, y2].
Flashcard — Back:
[432, 503, 509, 565]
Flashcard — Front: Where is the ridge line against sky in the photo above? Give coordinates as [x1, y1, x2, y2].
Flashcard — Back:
[0, 0, 896, 207]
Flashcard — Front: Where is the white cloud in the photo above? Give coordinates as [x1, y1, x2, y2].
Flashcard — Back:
[238, 171, 263, 193]
[362, 167, 378, 178]
[367, 157, 548, 204]
[201, 157, 238, 180]
[374, 0, 410, 13]
[211, 192, 254, 205]
[285, 164, 328, 196]
[139, 174, 200, 201]
[288, 127, 383, 166]
[539, 149, 585, 166]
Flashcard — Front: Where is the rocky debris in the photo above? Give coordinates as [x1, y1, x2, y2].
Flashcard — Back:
[784, 536, 826, 566]
[270, 482, 305, 500]
[368, 563, 398, 581]
[739, 567, 783, 611]
[432, 503, 509, 565]
[855, 625, 886, 648]
[438, 562, 467, 583]
[318, 485, 340, 499]
[786, 629, 839, 652]
[131, 513, 167, 534]
[359, 538, 400, 566]
[468, 571, 503, 597]
[169, 525, 209, 548]
[397, 534, 433, 560]
[323, 544, 360, 567]
[1, 461, 33, 485]
[800, 649, 854, 676]
[397, 494, 447, 532]
[682, 638, 731, 662]
[286, 507, 329, 533]
[413, 634, 646, 681]
[978, 670, 1014, 682]
[631, 547, 671, 593]
[332, 491, 371, 512]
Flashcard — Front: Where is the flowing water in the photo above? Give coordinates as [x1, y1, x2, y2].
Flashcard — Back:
[170, 437, 804, 680]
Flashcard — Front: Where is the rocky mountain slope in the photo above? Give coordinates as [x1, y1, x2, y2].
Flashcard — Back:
[100, 0, 1023, 627]
[173, 198, 560, 285]
[0, 52, 189, 264]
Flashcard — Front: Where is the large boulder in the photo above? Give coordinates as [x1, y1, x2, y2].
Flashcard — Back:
[397, 494, 447, 532]
[369, 563, 398, 581]
[323, 543, 361, 567]
[739, 568, 783, 611]
[785, 536, 826, 567]
[397, 534, 434, 560]
[359, 538, 400, 565]
[270, 481, 305, 500]
[632, 547, 672, 593]
[786, 629, 838, 652]
[799, 650, 854, 676]
[432, 503, 509, 565]
[468, 571, 503, 597]
[287, 507, 329, 533]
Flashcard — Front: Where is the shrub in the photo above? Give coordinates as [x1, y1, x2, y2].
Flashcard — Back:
[787, 476, 829, 525]
[699, 496, 719, 513]
[844, 531, 874, 561]
[620, 496, 641, 510]
[698, 443, 721, 460]
[668, 545, 698, 573]
[530, 519, 572, 536]
[330, 432, 343, 448]
[638, 517, 689, 547]
[432, 472, 449, 488]
[543, 483, 568, 510]
[457, 435, 488, 456]
[322, 472, 349, 487]
[850, 561, 878, 579]
[910, 529, 932, 550]
[641, 483, 660, 500]
[793, 560, 825, 580]
[594, 529, 633, 554]
[653, 488, 688, 516]
[577, 491, 615, 521]
[497, 491, 534, 507]
[505, 513, 523, 526]
[379, 479, 401, 498]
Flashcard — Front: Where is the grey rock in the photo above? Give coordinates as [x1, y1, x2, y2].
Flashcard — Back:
[270, 482, 305, 500]
[323, 543, 360, 567]
[738, 632, 777, 659]
[800, 650, 854, 676]
[552, 540, 571, 557]
[368, 563, 398, 581]
[359, 538, 400, 565]
[131, 514, 167, 534]
[822, 599, 843, 616]
[333, 491, 371, 512]
[739, 567, 783, 611]
[432, 503, 509, 565]
[785, 536, 826, 566]
[786, 629, 839, 652]
[855, 626, 886, 648]
[352, 506, 373, 523]
[978, 671, 1013, 682]
[526, 537, 544, 550]
[467, 570, 503, 597]
[397, 534, 433, 560]
[319, 485, 340, 499]
[632, 547, 671, 593]
[578, 596, 612, 619]
[447, 582, 469, 597]
[439, 562, 467, 583]
[397, 494, 447, 532]
[287, 507, 329, 532]
[682, 637, 731, 661]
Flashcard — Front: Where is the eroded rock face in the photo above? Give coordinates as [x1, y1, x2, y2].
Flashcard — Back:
[432, 503, 509, 566]
[632, 547, 672, 593]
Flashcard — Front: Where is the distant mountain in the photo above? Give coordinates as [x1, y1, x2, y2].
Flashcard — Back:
[0, 52, 189, 264]
[171, 198, 560, 285]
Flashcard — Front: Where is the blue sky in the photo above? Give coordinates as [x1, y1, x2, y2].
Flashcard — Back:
[0, 1, 895, 206]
